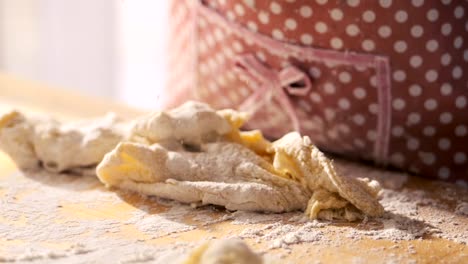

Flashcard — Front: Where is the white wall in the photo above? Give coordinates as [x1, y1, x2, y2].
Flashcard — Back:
[0, 0, 41, 81]
[37, 0, 116, 98]
[0, 0, 168, 109]
[115, 0, 168, 109]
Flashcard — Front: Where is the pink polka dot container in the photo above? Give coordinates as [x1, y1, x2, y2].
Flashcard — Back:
[165, 0, 467, 183]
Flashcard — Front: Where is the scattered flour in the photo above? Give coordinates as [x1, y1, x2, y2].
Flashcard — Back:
[1, 159, 467, 263]
[128, 205, 196, 238]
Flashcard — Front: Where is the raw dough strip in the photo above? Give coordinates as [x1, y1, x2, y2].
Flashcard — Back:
[97, 141, 311, 213]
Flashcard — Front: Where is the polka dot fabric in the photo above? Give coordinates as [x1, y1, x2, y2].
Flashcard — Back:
[167, 0, 468, 183]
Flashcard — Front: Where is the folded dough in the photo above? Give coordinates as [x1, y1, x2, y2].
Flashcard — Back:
[0, 101, 384, 220]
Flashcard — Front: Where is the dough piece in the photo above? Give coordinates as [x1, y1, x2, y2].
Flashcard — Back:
[270, 133, 384, 220]
[97, 141, 310, 213]
[0, 110, 127, 173]
[97, 101, 384, 220]
[0, 111, 38, 170]
[183, 239, 263, 264]
[130, 101, 233, 146]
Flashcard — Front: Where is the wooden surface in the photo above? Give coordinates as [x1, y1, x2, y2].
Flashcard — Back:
[0, 73, 467, 263]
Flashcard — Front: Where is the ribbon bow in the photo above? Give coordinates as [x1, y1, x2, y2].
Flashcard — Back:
[234, 54, 312, 132]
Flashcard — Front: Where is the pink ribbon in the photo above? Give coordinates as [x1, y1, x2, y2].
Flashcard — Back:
[234, 54, 312, 132]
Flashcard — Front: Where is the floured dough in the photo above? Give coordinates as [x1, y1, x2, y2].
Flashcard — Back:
[270, 133, 384, 219]
[0, 101, 384, 220]
[0, 111, 127, 173]
[183, 239, 263, 264]
[97, 141, 310, 213]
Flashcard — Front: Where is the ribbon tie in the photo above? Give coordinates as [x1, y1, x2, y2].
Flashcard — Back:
[234, 54, 312, 132]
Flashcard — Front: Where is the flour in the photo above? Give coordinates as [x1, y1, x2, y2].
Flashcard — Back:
[119, 252, 154, 264]
[341, 175, 467, 244]
[0, 244, 94, 263]
[264, 223, 326, 249]
[0, 172, 198, 263]
[127, 205, 196, 238]
[228, 211, 288, 225]
[1, 159, 467, 263]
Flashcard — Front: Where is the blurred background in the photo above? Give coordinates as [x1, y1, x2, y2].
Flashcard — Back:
[0, 0, 168, 109]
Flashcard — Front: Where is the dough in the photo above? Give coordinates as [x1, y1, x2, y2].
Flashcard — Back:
[0, 101, 384, 220]
[97, 141, 310, 213]
[0, 111, 127, 173]
[183, 239, 263, 264]
[96, 101, 384, 220]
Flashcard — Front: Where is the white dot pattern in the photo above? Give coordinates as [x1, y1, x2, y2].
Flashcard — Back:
[393, 70, 406, 82]
[394, 40, 407, 53]
[392, 98, 406, 110]
[379, 0, 392, 9]
[331, 37, 343, 49]
[454, 6, 464, 19]
[440, 83, 452, 95]
[362, 39, 375, 51]
[441, 53, 452, 66]
[411, 25, 424, 38]
[412, 0, 424, 7]
[270, 2, 282, 15]
[427, 9, 439, 22]
[353, 114, 366, 126]
[347, 24, 360, 37]
[353, 87, 366, 99]
[395, 10, 408, 23]
[285, 18, 297, 30]
[169, 0, 468, 182]
[426, 41, 438, 53]
[378, 25, 392, 38]
[424, 99, 437, 111]
[407, 112, 421, 125]
[347, 0, 360, 7]
[315, 22, 328, 34]
[331, 9, 344, 21]
[438, 138, 451, 150]
[300, 6, 312, 18]
[455, 96, 467, 109]
[409, 84, 422, 96]
[300, 34, 313, 45]
[409, 55, 423, 68]
[363, 10, 375, 23]
[441, 23, 452, 36]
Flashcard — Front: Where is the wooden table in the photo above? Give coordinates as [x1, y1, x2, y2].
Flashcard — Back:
[1, 73, 467, 263]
